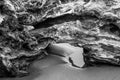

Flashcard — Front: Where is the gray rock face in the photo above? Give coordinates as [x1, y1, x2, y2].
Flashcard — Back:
[0, 0, 51, 77]
[1, 0, 120, 77]
[30, 0, 120, 67]
[0, 16, 47, 77]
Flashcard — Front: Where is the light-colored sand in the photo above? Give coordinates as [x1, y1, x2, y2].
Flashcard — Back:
[1, 43, 120, 80]
[47, 43, 84, 67]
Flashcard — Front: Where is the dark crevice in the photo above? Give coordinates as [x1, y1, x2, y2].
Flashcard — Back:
[33, 14, 82, 29]
[68, 57, 81, 68]
[33, 14, 99, 29]
[100, 23, 120, 36]
[84, 0, 90, 3]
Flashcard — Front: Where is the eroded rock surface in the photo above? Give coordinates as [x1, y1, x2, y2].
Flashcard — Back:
[30, 0, 120, 67]
[1, 0, 120, 77]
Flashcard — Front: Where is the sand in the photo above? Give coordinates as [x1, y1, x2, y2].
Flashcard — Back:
[1, 43, 120, 80]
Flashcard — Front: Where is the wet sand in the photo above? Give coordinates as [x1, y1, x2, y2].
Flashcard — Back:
[1, 43, 120, 80]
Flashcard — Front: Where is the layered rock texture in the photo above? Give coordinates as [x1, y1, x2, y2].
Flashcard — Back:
[1, 0, 120, 77]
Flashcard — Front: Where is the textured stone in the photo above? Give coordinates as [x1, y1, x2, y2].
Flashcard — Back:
[31, 0, 120, 67]
[0, 0, 51, 77]
[1, 0, 120, 77]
